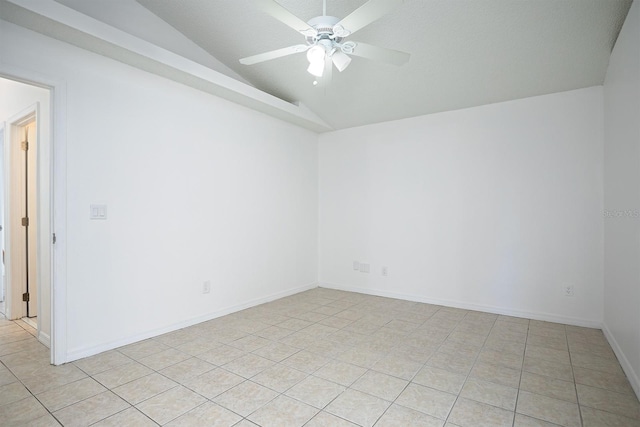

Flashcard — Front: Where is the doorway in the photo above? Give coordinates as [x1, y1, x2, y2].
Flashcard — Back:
[6, 109, 39, 328]
[0, 126, 4, 316]
[1, 76, 51, 353]
[0, 65, 66, 365]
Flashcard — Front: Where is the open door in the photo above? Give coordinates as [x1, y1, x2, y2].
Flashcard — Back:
[5, 107, 38, 327]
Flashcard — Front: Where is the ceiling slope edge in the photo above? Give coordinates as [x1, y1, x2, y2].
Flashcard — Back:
[0, 0, 332, 133]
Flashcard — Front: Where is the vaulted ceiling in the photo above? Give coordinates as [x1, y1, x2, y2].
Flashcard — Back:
[51, 0, 635, 130]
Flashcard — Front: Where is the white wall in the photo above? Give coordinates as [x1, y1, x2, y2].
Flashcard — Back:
[603, 0, 640, 397]
[319, 87, 604, 326]
[0, 20, 318, 361]
[0, 78, 51, 344]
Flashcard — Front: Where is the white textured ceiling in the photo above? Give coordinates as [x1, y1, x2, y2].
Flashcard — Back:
[80, 1, 637, 130]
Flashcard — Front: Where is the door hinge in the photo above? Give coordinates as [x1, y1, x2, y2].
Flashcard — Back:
[21, 140, 29, 151]
[52, 233, 56, 244]
[21, 217, 29, 227]
[22, 292, 30, 302]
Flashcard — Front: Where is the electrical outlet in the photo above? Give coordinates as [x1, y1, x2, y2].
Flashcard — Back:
[381, 266, 388, 276]
[563, 285, 574, 297]
[203, 281, 211, 294]
[353, 261, 360, 271]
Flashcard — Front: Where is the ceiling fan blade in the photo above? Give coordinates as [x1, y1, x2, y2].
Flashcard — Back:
[335, 0, 403, 35]
[239, 44, 310, 65]
[349, 42, 410, 66]
[257, 0, 317, 36]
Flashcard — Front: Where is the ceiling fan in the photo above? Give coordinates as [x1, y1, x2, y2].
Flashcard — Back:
[239, 0, 410, 80]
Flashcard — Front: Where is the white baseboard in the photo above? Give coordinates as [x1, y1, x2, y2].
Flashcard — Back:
[38, 331, 51, 348]
[319, 282, 603, 329]
[66, 282, 319, 362]
[602, 323, 640, 400]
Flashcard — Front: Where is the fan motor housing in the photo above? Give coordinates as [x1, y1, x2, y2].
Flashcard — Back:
[306, 16, 343, 44]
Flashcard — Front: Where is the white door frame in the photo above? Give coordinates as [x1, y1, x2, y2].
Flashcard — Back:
[0, 125, 4, 305]
[0, 64, 67, 366]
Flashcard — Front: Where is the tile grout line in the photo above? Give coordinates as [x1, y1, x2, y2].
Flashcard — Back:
[566, 325, 585, 427]
[511, 321, 529, 427]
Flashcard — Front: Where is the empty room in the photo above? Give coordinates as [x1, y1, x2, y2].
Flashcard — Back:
[0, 0, 638, 426]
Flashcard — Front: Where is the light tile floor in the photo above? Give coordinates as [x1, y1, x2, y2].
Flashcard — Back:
[0, 288, 639, 426]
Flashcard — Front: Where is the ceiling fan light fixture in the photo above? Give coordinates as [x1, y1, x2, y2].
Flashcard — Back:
[307, 60, 325, 77]
[306, 44, 326, 77]
[332, 50, 352, 72]
[306, 44, 325, 62]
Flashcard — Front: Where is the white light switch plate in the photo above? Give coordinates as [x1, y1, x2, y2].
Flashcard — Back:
[90, 204, 107, 220]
